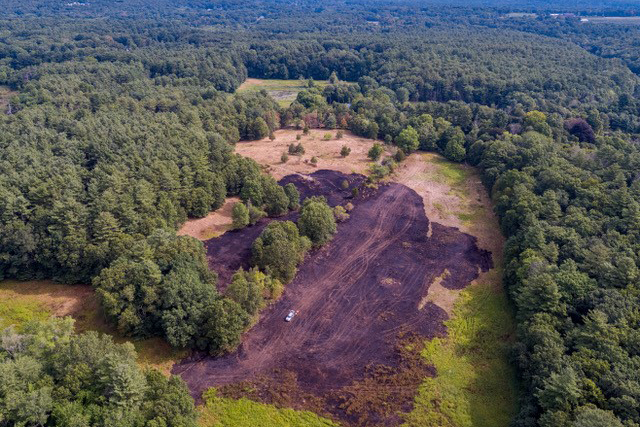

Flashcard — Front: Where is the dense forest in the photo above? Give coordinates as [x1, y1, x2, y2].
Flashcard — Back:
[1, 0, 640, 425]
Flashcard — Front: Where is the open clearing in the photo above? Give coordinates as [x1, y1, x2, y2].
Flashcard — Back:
[235, 129, 391, 180]
[179, 197, 239, 241]
[584, 16, 640, 24]
[237, 78, 329, 107]
[174, 170, 492, 425]
[0, 280, 186, 375]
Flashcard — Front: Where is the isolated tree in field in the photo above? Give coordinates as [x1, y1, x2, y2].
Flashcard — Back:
[298, 197, 337, 246]
[310, 156, 318, 166]
[329, 71, 339, 84]
[336, 130, 344, 139]
[284, 183, 300, 210]
[396, 126, 419, 153]
[252, 221, 310, 283]
[232, 202, 249, 229]
[341, 145, 351, 157]
[368, 143, 383, 161]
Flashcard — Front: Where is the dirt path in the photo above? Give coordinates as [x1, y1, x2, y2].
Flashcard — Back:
[178, 197, 239, 241]
[174, 172, 491, 424]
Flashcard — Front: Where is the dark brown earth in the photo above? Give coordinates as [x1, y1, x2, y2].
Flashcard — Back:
[205, 170, 366, 289]
[174, 170, 492, 425]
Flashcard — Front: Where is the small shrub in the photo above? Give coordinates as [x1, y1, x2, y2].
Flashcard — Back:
[345, 202, 354, 211]
[351, 187, 359, 198]
[281, 152, 289, 163]
[323, 133, 332, 141]
[288, 143, 305, 155]
[394, 148, 406, 162]
[269, 132, 276, 141]
[368, 143, 383, 161]
[296, 134, 302, 141]
[336, 130, 344, 139]
[334, 205, 350, 222]
[248, 204, 266, 225]
[310, 156, 318, 166]
[340, 145, 351, 157]
[340, 179, 349, 190]
[303, 124, 310, 135]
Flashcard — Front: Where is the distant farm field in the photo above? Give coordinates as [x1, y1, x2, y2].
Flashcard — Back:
[583, 16, 640, 24]
[237, 78, 329, 106]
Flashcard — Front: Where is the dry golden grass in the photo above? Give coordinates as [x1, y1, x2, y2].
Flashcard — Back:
[235, 129, 390, 180]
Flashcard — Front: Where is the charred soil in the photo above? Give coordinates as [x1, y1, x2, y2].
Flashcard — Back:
[174, 170, 491, 425]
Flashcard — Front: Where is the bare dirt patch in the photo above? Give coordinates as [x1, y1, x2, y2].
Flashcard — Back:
[394, 153, 504, 314]
[235, 129, 391, 180]
[205, 170, 366, 289]
[174, 170, 491, 425]
[178, 197, 239, 241]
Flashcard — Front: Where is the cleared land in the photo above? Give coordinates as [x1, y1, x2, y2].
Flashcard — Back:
[179, 197, 240, 241]
[174, 170, 492, 425]
[237, 78, 329, 107]
[585, 16, 640, 24]
[395, 153, 518, 426]
[235, 129, 391, 180]
[0, 280, 186, 375]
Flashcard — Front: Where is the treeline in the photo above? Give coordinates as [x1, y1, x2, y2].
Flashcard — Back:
[286, 74, 640, 426]
[0, 317, 196, 426]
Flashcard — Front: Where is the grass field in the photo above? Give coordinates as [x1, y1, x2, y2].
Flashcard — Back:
[236, 78, 329, 107]
[584, 16, 640, 24]
[403, 278, 518, 427]
[396, 154, 518, 427]
[199, 389, 337, 427]
[0, 280, 186, 374]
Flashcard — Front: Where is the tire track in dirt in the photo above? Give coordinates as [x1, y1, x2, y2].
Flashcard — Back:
[173, 170, 492, 424]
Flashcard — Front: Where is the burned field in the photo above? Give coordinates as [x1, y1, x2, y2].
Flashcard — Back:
[174, 170, 491, 425]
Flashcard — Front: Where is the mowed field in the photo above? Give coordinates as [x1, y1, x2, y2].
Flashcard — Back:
[176, 130, 516, 426]
[237, 78, 329, 107]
